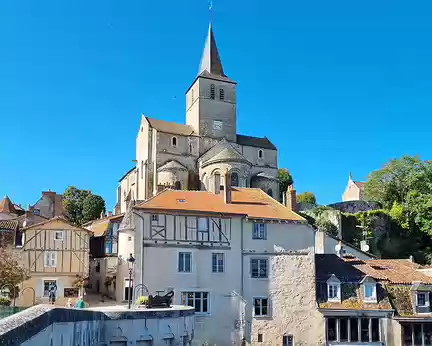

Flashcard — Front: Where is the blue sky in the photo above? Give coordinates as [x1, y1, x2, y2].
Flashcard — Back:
[1, 0, 432, 210]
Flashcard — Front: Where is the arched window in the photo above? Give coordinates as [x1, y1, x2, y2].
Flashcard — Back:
[258, 149, 263, 159]
[172, 137, 177, 147]
[267, 189, 273, 197]
[220, 88, 225, 100]
[210, 84, 215, 99]
[174, 181, 181, 190]
[214, 173, 221, 193]
[231, 172, 239, 187]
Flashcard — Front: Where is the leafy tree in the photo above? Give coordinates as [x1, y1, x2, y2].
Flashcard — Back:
[63, 186, 106, 225]
[0, 248, 27, 297]
[297, 192, 317, 205]
[278, 168, 293, 201]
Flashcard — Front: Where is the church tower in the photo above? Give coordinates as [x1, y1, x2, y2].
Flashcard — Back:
[186, 23, 237, 142]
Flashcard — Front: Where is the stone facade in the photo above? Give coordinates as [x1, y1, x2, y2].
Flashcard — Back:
[342, 173, 365, 202]
[250, 250, 325, 346]
[116, 24, 279, 213]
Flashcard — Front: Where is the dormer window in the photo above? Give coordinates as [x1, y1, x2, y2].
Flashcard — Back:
[361, 276, 377, 303]
[417, 292, 427, 307]
[327, 275, 341, 302]
[172, 136, 177, 147]
[210, 84, 215, 99]
[220, 88, 225, 100]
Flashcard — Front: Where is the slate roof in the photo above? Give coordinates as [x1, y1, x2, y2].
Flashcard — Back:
[135, 188, 305, 221]
[199, 23, 226, 78]
[202, 147, 251, 167]
[253, 172, 279, 181]
[236, 134, 277, 150]
[146, 117, 196, 136]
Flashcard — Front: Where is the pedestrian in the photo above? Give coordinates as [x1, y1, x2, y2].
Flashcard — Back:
[75, 295, 86, 308]
[48, 283, 57, 305]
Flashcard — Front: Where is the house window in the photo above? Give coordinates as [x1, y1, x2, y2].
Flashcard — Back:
[44, 251, 57, 268]
[181, 292, 209, 314]
[231, 172, 239, 187]
[219, 88, 224, 100]
[32, 209, 41, 215]
[174, 181, 181, 190]
[43, 280, 57, 297]
[64, 287, 79, 298]
[282, 335, 294, 346]
[210, 84, 215, 99]
[417, 292, 427, 306]
[267, 189, 273, 197]
[328, 283, 340, 301]
[212, 253, 224, 273]
[363, 283, 377, 302]
[105, 240, 113, 254]
[257, 334, 263, 343]
[251, 258, 268, 278]
[96, 262, 101, 273]
[198, 217, 209, 232]
[178, 252, 192, 272]
[54, 231, 63, 241]
[172, 137, 177, 147]
[258, 149, 263, 158]
[253, 297, 268, 316]
[327, 317, 380, 343]
[253, 223, 267, 240]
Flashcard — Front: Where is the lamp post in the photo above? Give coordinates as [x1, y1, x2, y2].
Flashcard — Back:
[127, 253, 135, 309]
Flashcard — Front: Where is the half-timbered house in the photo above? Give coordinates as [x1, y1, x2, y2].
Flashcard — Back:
[17, 217, 91, 306]
[119, 171, 321, 345]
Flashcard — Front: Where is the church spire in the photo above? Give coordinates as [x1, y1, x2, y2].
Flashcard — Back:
[199, 22, 226, 77]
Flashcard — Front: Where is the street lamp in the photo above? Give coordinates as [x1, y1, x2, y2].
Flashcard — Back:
[127, 253, 135, 309]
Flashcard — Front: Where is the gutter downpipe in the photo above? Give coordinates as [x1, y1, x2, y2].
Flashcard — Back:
[241, 215, 245, 297]
[133, 210, 145, 289]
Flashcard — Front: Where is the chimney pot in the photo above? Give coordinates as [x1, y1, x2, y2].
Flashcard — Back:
[224, 170, 232, 204]
[285, 185, 297, 212]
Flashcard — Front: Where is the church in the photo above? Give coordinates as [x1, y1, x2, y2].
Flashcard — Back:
[116, 24, 280, 214]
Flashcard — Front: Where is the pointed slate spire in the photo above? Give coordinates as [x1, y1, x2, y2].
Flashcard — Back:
[199, 22, 226, 77]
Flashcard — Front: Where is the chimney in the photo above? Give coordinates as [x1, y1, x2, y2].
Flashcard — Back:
[285, 185, 297, 212]
[108, 211, 113, 217]
[335, 240, 345, 258]
[224, 170, 232, 204]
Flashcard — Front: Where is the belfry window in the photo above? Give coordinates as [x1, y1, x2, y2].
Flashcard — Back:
[210, 84, 215, 99]
[220, 88, 225, 100]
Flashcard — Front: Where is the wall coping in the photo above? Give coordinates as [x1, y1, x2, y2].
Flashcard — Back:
[0, 304, 194, 345]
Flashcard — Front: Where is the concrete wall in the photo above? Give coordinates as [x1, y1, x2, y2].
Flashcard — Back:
[0, 305, 195, 346]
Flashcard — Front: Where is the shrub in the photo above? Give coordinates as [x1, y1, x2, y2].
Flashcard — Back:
[136, 296, 149, 305]
[0, 297, 11, 306]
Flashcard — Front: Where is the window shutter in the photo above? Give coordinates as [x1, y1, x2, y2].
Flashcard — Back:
[44, 252, 49, 267]
[35, 278, 43, 298]
[52, 252, 57, 267]
[56, 278, 64, 298]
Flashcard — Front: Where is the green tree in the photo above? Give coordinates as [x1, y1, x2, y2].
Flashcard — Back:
[0, 248, 27, 298]
[278, 168, 293, 201]
[297, 192, 317, 205]
[63, 186, 106, 225]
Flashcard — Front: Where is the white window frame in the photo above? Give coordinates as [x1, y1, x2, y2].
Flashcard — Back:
[178, 252, 192, 273]
[253, 223, 267, 240]
[54, 231, 63, 241]
[363, 283, 377, 303]
[44, 251, 57, 268]
[181, 291, 210, 315]
[42, 279, 58, 297]
[251, 258, 268, 278]
[417, 292, 429, 307]
[327, 275, 341, 302]
[283, 334, 294, 346]
[253, 297, 269, 317]
[212, 253, 224, 273]
[198, 217, 209, 232]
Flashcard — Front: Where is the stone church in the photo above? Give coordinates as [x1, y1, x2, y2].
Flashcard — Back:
[116, 24, 279, 214]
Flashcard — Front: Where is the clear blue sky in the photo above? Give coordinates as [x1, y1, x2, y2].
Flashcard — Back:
[1, 0, 432, 210]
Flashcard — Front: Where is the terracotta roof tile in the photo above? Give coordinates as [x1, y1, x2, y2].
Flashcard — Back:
[353, 181, 365, 189]
[0, 196, 17, 214]
[135, 188, 305, 221]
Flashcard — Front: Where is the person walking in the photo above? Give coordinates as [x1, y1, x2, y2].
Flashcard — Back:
[48, 283, 57, 305]
[75, 295, 86, 308]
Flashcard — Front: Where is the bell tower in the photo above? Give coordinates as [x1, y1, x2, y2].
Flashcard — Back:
[186, 23, 237, 142]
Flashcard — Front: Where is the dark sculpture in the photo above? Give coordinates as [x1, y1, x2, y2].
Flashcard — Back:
[146, 290, 174, 308]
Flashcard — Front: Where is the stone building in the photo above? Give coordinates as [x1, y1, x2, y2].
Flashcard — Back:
[116, 23, 279, 214]
[342, 172, 365, 202]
